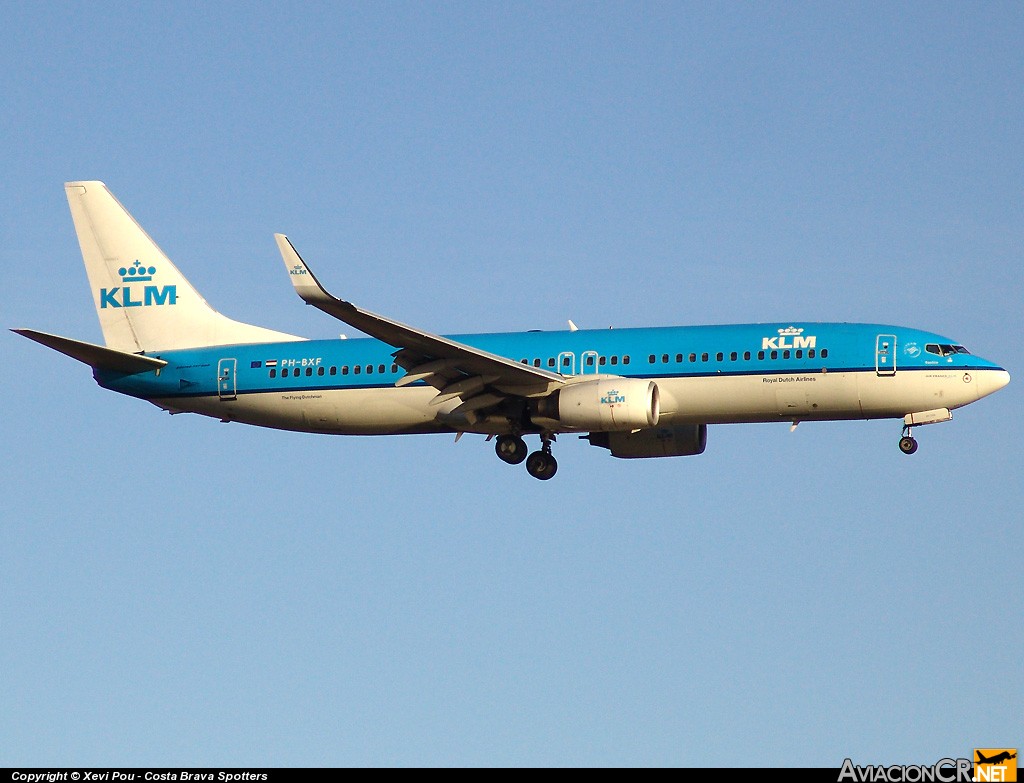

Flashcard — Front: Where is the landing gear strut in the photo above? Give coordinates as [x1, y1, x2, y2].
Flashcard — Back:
[899, 425, 918, 455]
[525, 435, 558, 480]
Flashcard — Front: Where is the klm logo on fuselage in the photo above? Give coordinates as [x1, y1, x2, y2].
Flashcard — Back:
[99, 260, 177, 309]
[762, 326, 816, 351]
[601, 389, 626, 404]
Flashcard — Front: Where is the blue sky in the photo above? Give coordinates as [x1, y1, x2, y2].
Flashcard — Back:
[2, 2, 1020, 767]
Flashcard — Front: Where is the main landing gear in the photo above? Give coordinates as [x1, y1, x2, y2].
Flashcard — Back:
[899, 425, 919, 455]
[495, 433, 528, 465]
[495, 433, 558, 480]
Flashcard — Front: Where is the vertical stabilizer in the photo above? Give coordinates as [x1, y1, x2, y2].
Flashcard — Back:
[65, 181, 303, 351]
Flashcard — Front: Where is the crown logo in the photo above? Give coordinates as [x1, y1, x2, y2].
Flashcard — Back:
[778, 326, 804, 336]
[118, 260, 156, 282]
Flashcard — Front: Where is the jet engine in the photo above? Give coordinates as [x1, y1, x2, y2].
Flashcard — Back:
[586, 424, 708, 458]
[535, 378, 660, 431]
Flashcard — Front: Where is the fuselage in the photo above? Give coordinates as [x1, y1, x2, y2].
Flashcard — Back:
[99, 321, 1009, 435]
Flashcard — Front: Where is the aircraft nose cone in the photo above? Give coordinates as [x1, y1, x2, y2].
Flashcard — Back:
[977, 369, 1010, 399]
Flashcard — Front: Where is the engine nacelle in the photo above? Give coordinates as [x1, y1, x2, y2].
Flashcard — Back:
[586, 424, 708, 459]
[541, 378, 660, 431]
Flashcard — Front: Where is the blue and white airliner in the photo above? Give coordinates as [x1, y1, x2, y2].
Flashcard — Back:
[14, 182, 1010, 480]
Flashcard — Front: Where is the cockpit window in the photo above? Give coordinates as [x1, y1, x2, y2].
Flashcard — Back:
[925, 343, 970, 357]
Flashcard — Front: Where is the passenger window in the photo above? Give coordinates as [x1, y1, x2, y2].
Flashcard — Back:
[675, 353, 683, 363]
[716, 352, 723, 362]
[378, 364, 385, 373]
[689, 353, 696, 363]
[730, 352, 737, 361]
[533, 358, 541, 367]
[366, 365, 373, 374]
[342, 366, 349, 375]
[649, 355, 656, 364]
[329, 366, 337, 376]
[610, 356, 618, 366]
[305, 367, 312, 376]
[354, 365, 361, 374]
[562, 356, 571, 367]
[808, 349, 815, 359]
[599, 356, 606, 366]
[743, 351, 751, 361]
[783, 350, 790, 359]
[586, 356, 594, 366]
[548, 358, 555, 367]
[795, 350, 803, 359]
[391, 364, 398, 373]
[758, 351, 765, 360]
[281, 368, 289, 377]
[821, 349, 829, 359]
[317, 366, 325, 376]
[771, 350, 778, 360]
[269, 369, 277, 378]
[623, 355, 630, 365]
[701, 352, 709, 362]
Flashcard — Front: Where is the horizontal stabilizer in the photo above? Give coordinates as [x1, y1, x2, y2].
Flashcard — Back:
[12, 329, 168, 374]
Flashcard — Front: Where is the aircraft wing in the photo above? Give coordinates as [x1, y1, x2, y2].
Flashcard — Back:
[274, 235, 564, 406]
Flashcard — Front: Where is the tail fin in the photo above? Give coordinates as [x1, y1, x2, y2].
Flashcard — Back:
[65, 181, 303, 352]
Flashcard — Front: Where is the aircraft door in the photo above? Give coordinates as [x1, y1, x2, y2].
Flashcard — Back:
[875, 335, 897, 377]
[557, 351, 575, 376]
[580, 350, 599, 375]
[218, 358, 237, 400]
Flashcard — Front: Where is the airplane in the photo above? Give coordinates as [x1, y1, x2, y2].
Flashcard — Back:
[12, 181, 1010, 480]
[976, 751, 1016, 765]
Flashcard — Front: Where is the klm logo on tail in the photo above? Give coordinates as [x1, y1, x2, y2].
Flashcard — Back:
[99, 260, 177, 309]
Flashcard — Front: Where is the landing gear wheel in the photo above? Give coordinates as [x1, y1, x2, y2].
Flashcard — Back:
[899, 436, 918, 455]
[526, 451, 558, 480]
[495, 434, 528, 465]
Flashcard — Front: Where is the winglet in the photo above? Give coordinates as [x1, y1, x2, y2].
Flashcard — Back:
[274, 234, 337, 307]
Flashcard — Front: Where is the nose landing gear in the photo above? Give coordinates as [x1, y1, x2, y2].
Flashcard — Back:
[899, 425, 918, 455]
[897, 409, 953, 454]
